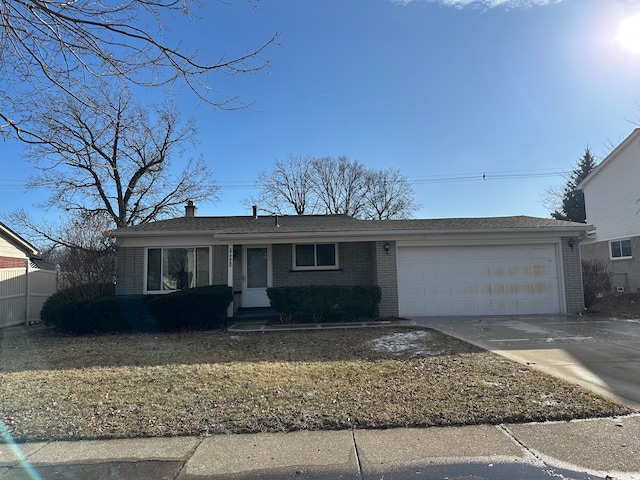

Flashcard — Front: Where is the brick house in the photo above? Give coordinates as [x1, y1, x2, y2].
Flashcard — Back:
[111, 204, 589, 318]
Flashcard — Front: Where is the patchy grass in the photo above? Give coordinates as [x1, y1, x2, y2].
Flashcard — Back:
[0, 325, 632, 443]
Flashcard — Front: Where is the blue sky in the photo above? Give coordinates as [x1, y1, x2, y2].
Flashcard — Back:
[3, 0, 640, 223]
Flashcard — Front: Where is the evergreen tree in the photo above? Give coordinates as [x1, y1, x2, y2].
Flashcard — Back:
[551, 148, 597, 223]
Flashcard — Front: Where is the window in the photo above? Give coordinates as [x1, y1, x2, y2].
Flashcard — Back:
[146, 247, 210, 292]
[293, 243, 338, 270]
[610, 240, 632, 259]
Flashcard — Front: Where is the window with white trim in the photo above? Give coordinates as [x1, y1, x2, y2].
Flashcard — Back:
[146, 247, 210, 292]
[293, 243, 338, 270]
[610, 239, 632, 259]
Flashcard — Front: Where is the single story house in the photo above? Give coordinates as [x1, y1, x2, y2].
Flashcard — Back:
[111, 203, 589, 318]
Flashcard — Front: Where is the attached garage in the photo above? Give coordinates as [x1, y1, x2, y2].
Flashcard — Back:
[397, 244, 562, 317]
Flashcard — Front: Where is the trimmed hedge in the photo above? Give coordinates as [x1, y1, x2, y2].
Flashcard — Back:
[146, 285, 233, 331]
[267, 285, 381, 322]
[41, 285, 233, 334]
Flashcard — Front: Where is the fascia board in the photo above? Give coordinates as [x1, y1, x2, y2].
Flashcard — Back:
[114, 225, 591, 244]
[577, 128, 640, 191]
[0, 223, 39, 256]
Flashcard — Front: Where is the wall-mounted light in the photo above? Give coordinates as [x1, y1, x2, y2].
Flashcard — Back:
[384, 242, 390, 255]
[568, 238, 575, 251]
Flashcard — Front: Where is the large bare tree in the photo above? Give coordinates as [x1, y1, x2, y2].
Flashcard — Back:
[311, 156, 367, 217]
[14, 84, 219, 228]
[250, 155, 315, 215]
[0, 0, 278, 138]
[362, 167, 418, 220]
[250, 156, 418, 219]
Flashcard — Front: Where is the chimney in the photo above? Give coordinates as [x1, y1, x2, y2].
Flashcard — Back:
[252, 205, 258, 219]
[185, 200, 197, 217]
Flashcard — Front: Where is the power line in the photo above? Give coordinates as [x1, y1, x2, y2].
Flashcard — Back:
[0, 168, 572, 191]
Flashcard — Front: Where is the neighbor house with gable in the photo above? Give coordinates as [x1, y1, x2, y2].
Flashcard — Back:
[578, 128, 640, 294]
[112, 202, 589, 318]
[0, 222, 58, 328]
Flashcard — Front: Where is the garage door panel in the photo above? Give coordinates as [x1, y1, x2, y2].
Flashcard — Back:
[398, 245, 561, 317]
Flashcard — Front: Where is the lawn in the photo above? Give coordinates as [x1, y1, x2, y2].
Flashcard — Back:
[0, 324, 633, 443]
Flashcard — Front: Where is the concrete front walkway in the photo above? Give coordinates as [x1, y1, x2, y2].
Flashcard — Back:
[411, 314, 640, 409]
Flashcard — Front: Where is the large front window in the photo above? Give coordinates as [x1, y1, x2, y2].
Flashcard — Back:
[293, 243, 338, 270]
[146, 247, 210, 292]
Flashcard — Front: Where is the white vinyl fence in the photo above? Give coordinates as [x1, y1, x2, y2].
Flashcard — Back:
[0, 262, 59, 328]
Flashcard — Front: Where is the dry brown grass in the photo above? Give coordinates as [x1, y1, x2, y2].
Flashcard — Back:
[0, 324, 632, 443]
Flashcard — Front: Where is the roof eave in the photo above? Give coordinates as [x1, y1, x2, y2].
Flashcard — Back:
[577, 128, 640, 191]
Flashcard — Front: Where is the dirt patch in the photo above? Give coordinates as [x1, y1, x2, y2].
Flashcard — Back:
[587, 293, 640, 319]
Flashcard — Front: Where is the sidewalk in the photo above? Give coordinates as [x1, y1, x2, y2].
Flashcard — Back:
[1, 414, 639, 479]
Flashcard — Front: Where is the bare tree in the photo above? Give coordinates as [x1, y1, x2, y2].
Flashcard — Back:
[311, 156, 367, 217]
[250, 155, 315, 215]
[14, 84, 219, 228]
[249, 155, 418, 219]
[362, 168, 418, 220]
[0, 0, 279, 138]
[9, 209, 117, 299]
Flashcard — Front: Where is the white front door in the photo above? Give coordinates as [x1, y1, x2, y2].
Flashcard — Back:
[242, 245, 272, 308]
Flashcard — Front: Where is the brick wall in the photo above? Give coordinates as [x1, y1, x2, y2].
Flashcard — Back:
[373, 241, 398, 317]
[272, 242, 376, 287]
[115, 246, 144, 295]
[0, 256, 26, 269]
[581, 235, 640, 294]
[562, 237, 585, 313]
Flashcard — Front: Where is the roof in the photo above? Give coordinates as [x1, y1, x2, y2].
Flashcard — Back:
[0, 222, 40, 256]
[112, 214, 590, 240]
[577, 128, 640, 191]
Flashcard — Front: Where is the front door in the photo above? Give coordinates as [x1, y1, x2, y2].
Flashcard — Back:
[242, 245, 272, 308]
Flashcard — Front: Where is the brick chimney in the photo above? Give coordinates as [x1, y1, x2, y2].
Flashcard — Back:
[185, 200, 197, 217]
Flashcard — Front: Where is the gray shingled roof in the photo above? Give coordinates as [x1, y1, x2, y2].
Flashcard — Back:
[112, 214, 589, 238]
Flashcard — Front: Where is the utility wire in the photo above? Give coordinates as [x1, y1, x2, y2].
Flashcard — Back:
[0, 168, 572, 190]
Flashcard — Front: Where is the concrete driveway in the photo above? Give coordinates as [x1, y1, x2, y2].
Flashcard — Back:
[411, 315, 640, 409]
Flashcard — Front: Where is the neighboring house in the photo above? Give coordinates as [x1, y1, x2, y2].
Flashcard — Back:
[111, 203, 589, 318]
[0, 223, 58, 328]
[578, 128, 640, 294]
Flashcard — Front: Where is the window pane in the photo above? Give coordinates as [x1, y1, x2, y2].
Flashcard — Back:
[196, 247, 210, 287]
[163, 248, 194, 290]
[295, 244, 315, 267]
[316, 244, 336, 266]
[147, 249, 162, 291]
[612, 242, 622, 258]
[247, 247, 268, 288]
[622, 240, 632, 257]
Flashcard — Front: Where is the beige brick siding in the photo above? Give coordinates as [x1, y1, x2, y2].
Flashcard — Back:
[373, 240, 398, 318]
[562, 237, 585, 313]
[581, 235, 640, 294]
[272, 242, 376, 286]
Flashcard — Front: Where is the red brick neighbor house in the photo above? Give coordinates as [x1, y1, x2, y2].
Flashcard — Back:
[111, 204, 589, 318]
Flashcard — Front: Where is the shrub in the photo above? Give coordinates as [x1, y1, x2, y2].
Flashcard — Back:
[40, 282, 115, 327]
[147, 285, 233, 330]
[582, 259, 612, 309]
[267, 285, 381, 322]
[42, 285, 233, 334]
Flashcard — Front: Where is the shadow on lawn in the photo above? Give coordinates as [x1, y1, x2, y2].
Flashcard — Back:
[0, 323, 483, 372]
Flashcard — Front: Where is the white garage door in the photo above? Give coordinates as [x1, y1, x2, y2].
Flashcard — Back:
[397, 245, 561, 316]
